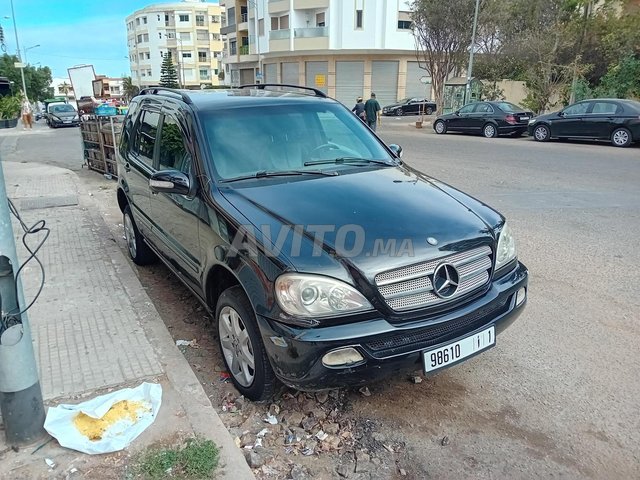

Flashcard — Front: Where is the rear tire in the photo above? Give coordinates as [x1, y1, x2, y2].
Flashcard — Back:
[425, 107, 434, 115]
[533, 124, 550, 142]
[216, 286, 277, 402]
[434, 120, 447, 134]
[123, 205, 157, 265]
[483, 123, 498, 138]
[611, 127, 632, 147]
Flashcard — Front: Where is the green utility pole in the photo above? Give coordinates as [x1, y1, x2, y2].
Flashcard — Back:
[0, 159, 46, 446]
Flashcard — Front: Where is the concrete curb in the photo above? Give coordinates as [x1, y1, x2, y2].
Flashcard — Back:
[78, 181, 255, 479]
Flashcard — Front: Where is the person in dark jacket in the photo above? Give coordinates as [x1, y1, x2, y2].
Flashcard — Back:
[352, 97, 366, 122]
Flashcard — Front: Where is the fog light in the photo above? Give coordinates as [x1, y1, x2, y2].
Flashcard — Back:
[322, 347, 364, 367]
[516, 287, 526, 306]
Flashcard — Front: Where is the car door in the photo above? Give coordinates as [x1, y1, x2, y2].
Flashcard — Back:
[447, 103, 476, 131]
[149, 106, 203, 291]
[406, 98, 420, 114]
[551, 101, 591, 137]
[121, 98, 163, 236]
[469, 102, 494, 132]
[582, 101, 621, 138]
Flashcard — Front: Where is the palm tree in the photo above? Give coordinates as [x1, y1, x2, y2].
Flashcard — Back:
[58, 81, 71, 96]
[122, 76, 139, 101]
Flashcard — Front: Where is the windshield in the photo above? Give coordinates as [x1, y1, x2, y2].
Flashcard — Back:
[200, 102, 395, 181]
[51, 104, 76, 113]
[495, 102, 524, 113]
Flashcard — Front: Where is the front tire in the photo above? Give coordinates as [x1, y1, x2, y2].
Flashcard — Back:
[533, 124, 550, 142]
[395, 108, 403, 116]
[483, 123, 498, 138]
[611, 127, 632, 147]
[216, 286, 277, 402]
[425, 107, 434, 115]
[434, 120, 447, 134]
[123, 205, 156, 265]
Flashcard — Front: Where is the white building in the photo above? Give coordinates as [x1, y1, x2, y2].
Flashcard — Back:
[220, 0, 431, 107]
[125, 1, 225, 89]
[51, 77, 75, 102]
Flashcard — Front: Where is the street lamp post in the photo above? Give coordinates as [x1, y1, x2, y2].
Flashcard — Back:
[23, 44, 40, 64]
[6, 1, 27, 98]
[464, 0, 481, 105]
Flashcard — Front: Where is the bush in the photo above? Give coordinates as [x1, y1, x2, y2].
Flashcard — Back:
[0, 95, 22, 119]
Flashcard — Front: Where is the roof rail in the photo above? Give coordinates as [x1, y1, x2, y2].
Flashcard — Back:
[139, 87, 192, 104]
[238, 83, 328, 98]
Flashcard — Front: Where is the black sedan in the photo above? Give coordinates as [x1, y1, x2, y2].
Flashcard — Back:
[433, 101, 533, 138]
[382, 97, 437, 116]
[528, 98, 640, 147]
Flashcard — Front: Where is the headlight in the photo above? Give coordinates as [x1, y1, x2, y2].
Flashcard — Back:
[51, 115, 61, 122]
[495, 222, 517, 271]
[528, 118, 536, 125]
[73, 115, 79, 120]
[275, 273, 373, 318]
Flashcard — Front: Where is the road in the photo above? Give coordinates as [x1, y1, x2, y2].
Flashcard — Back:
[3, 120, 639, 478]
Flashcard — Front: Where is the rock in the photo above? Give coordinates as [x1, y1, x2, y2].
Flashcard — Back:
[399, 468, 407, 476]
[269, 403, 280, 416]
[358, 386, 371, 397]
[355, 450, 371, 473]
[329, 389, 340, 399]
[441, 435, 450, 446]
[285, 411, 305, 427]
[371, 432, 385, 443]
[240, 433, 254, 447]
[316, 392, 329, 404]
[290, 464, 309, 480]
[301, 415, 319, 432]
[311, 408, 327, 421]
[323, 422, 339, 435]
[244, 448, 267, 469]
[337, 463, 351, 478]
[410, 375, 423, 384]
[325, 434, 341, 450]
[235, 397, 245, 410]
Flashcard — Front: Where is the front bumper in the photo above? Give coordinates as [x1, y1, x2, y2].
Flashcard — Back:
[258, 261, 528, 391]
[50, 118, 79, 127]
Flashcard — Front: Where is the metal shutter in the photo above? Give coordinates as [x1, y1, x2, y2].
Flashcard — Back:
[265, 63, 277, 83]
[282, 62, 299, 85]
[406, 61, 432, 100]
[240, 68, 254, 85]
[305, 61, 328, 94]
[335, 61, 364, 107]
[371, 61, 399, 107]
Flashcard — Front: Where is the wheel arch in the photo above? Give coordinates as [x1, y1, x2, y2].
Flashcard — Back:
[117, 187, 128, 214]
[204, 263, 243, 312]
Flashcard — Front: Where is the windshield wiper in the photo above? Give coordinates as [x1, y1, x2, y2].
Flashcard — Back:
[304, 157, 395, 167]
[220, 169, 338, 183]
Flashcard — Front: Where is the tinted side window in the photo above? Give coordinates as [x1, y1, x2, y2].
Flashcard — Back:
[133, 110, 160, 166]
[563, 103, 589, 115]
[590, 102, 619, 115]
[158, 116, 191, 173]
[120, 99, 141, 154]
[475, 103, 493, 113]
[459, 104, 475, 114]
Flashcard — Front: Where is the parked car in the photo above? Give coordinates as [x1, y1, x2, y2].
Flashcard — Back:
[47, 103, 80, 128]
[382, 97, 437, 116]
[528, 98, 640, 147]
[117, 85, 528, 401]
[434, 101, 534, 138]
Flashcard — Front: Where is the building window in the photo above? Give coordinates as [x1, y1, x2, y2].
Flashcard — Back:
[182, 52, 192, 59]
[316, 12, 325, 27]
[147, 70, 152, 76]
[271, 17, 278, 30]
[146, 52, 151, 59]
[180, 32, 191, 41]
[196, 14, 205, 26]
[397, 20, 412, 30]
[280, 15, 289, 29]
[230, 40, 237, 55]
[198, 51, 207, 62]
[165, 13, 170, 24]
[136, 18, 140, 26]
[258, 18, 264, 36]
[199, 68, 210, 80]
[356, 10, 363, 29]
[227, 7, 236, 26]
[179, 14, 190, 22]
[211, 15, 220, 23]
[167, 30, 176, 39]
[139, 53, 144, 61]
[212, 33, 221, 41]
[157, 14, 161, 21]
[143, 16, 147, 24]
[137, 34, 142, 43]
[197, 30, 209, 41]
[141, 71, 146, 77]
[144, 33, 149, 42]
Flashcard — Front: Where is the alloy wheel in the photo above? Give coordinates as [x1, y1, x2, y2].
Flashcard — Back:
[435, 121, 445, 134]
[484, 124, 496, 138]
[219, 306, 255, 387]
[612, 129, 629, 147]
[395, 109, 403, 116]
[534, 125, 549, 141]
[124, 213, 137, 259]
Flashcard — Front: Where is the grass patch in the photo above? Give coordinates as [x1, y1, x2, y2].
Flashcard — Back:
[135, 438, 219, 479]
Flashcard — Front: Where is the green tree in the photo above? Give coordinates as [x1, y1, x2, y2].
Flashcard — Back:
[594, 55, 640, 99]
[0, 54, 53, 101]
[159, 54, 179, 88]
[122, 76, 140, 100]
[410, 0, 477, 112]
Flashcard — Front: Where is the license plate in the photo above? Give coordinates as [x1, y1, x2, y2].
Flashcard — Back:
[423, 326, 495, 373]
[519, 116, 530, 121]
[64, 120, 71, 124]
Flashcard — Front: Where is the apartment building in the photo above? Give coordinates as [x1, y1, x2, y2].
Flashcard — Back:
[219, 0, 430, 107]
[125, 0, 225, 88]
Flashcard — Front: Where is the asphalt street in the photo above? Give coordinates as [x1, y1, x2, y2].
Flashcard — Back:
[2, 119, 639, 478]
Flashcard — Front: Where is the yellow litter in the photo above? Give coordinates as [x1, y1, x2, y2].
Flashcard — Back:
[73, 400, 148, 441]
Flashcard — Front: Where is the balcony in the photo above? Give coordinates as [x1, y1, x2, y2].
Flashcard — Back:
[239, 44, 249, 55]
[293, 27, 329, 49]
[268, 0, 289, 14]
[294, 27, 328, 38]
[221, 24, 237, 35]
[293, 0, 329, 7]
[269, 29, 291, 40]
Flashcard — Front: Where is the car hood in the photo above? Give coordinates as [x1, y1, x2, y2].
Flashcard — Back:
[530, 111, 559, 122]
[50, 111, 77, 118]
[219, 166, 497, 285]
[383, 103, 405, 109]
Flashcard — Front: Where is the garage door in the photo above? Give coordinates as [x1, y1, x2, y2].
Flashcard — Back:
[371, 61, 399, 108]
[335, 61, 364, 107]
[282, 62, 299, 85]
[265, 63, 277, 83]
[305, 61, 328, 94]
[240, 68, 254, 85]
[406, 61, 432, 100]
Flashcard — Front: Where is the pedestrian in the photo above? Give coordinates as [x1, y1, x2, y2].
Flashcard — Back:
[21, 95, 33, 130]
[364, 92, 381, 131]
[352, 97, 366, 122]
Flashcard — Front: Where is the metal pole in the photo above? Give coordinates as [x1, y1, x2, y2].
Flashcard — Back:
[465, 0, 481, 105]
[9, 0, 28, 98]
[0, 160, 47, 446]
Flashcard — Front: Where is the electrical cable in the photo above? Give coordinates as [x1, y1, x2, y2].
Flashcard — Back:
[0, 199, 49, 331]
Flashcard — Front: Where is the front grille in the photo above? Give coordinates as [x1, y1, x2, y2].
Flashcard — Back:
[375, 245, 492, 311]
[363, 295, 510, 358]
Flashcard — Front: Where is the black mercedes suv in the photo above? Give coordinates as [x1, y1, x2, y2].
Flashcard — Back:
[117, 85, 528, 401]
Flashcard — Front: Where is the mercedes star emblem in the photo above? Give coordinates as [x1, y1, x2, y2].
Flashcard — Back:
[427, 237, 438, 246]
[433, 263, 460, 298]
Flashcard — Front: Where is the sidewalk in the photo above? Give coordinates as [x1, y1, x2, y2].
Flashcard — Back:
[0, 159, 253, 479]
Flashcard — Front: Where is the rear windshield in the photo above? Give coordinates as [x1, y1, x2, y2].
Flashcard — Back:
[51, 104, 76, 113]
[200, 102, 394, 180]
[495, 102, 524, 113]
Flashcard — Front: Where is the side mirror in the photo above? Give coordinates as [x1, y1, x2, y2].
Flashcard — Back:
[557, 111, 565, 117]
[454, 110, 460, 116]
[388, 144, 403, 158]
[149, 170, 191, 196]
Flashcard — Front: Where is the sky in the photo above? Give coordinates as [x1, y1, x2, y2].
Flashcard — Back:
[2, 0, 218, 79]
